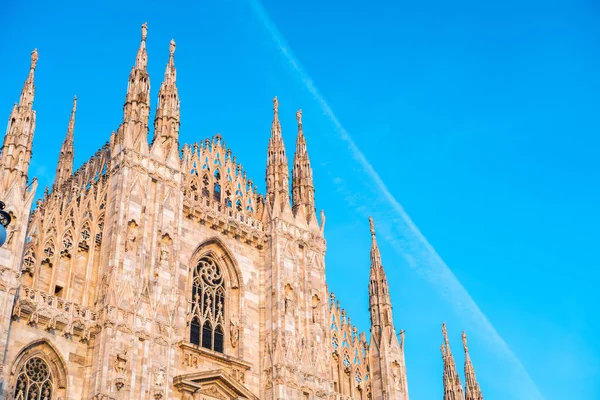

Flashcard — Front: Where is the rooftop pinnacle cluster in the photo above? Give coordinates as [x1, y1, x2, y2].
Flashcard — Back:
[0, 23, 485, 400]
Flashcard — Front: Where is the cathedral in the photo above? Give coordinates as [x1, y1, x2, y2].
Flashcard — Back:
[0, 24, 485, 400]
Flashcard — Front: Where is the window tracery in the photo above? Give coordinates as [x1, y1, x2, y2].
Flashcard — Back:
[79, 222, 91, 251]
[13, 357, 54, 400]
[23, 248, 36, 276]
[95, 215, 104, 247]
[60, 231, 73, 258]
[42, 241, 55, 266]
[189, 256, 225, 353]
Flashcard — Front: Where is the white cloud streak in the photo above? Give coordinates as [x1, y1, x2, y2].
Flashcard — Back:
[247, 1, 544, 399]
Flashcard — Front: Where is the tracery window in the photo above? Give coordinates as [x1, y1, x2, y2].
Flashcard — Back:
[95, 215, 104, 247]
[79, 223, 91, 251]
[13, 357, 54, 400]
[61, 231, 73, 257]
[190, 256, 225, 353]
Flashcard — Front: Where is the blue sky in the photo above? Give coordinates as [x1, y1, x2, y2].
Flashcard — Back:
[1, 0, 599, 399]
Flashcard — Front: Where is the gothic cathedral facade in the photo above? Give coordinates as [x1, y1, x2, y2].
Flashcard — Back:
[0, 25, 484, 400]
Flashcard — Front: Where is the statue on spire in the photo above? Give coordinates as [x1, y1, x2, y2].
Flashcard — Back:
[31, 49, 39, 70]
[296, 109, 302, 125]
[369, 216, 376, 237]
[442, 322, 449, 345]
[273, 96, 279, 113]
[462, 331, 468, 352]
[141, 22, 148, 41]
[169, 39, 176, 56]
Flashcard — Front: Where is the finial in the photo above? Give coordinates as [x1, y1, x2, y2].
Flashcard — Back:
[369, 216, 376, 237]
[296, 109, 302, 125]
[442, 322, 449, 345]
[141, 22, 148, 41]
[462, 331, 468, 353]
[273, 96, 279, 113]
[31, 49, 39, 70]
[169, 39, 176, 56]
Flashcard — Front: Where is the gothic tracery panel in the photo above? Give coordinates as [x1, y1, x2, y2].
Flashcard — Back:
[189, 256, 225, 353]
[13, 356, 54, 400]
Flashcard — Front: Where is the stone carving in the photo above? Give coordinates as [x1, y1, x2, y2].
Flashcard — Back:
[392, 360, 401, 390]
[284, 284, 295, 315]
[312, 294, 321, 324]
[157, 233, 173, 275]
[230, 316, 239, 348]
[153, 366, 166, 399]
[125, 219, 138, 252]
[114, 350, 129, 390]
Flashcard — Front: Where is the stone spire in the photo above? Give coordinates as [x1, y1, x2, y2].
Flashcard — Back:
[114, 22, 151, 154]
[291, 109, 315, 223]
[441, 323, 465, 400]
[463, 332, 484, 400]
[54, 96, 77, 188]
[368, 217, 393, 342]
[19, 49, 38, 108]
[367, 217, 409, 400]
[265, 97, 290, 214]
[0, 49, 39, 194]
[151, 38, 180, 164]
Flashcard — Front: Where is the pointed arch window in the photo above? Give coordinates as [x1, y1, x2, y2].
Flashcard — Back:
[190, 256, 225, 353]
[13, 357, 54, 400]
[95, 215, 104, 247]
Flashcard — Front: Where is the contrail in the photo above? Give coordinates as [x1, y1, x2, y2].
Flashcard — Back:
[247, 1, 544, 399]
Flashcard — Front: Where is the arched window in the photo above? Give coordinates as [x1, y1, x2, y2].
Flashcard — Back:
[190, 256, 225, 353]
[13, 357, 54, 400]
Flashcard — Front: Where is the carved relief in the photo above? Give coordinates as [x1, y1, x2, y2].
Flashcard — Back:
[157, 233, 173, 275]
[125, 219, 138, 252]
[312, 294, 321, 324]
[230, 316, 239, 348]
[392, 360, 401, 390]
[114, 349, 129, 390]
[284, 284, 295, 315]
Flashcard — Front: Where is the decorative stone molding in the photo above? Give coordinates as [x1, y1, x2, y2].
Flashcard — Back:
[12, 285, 97, 340]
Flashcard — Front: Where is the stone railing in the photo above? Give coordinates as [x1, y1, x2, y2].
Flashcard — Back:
[183, 196, 265, 248]
[13, 286, 97, 341]
[184, 194, 263, 230]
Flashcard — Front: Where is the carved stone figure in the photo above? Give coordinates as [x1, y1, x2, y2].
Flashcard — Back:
[284, 284, 295, 315]
[230, 317, 239, 348]
[125, 220, 138, 252]
[154, 366, 166, 388]
[312, 294, 321, 324]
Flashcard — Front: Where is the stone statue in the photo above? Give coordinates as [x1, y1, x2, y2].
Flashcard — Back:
[141, 22, 148, 41]
[230, 317, 240, 348]
[154, 366, 166, 388]
[125, 220, 138, 252]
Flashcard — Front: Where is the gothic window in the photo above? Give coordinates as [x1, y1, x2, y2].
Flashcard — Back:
[61, 231, 73, 258]
[190, 256, 225, 353]
[95, 215, 104, 247]
[213, 183, 221, 202]
[343, 353, 351, 369]
[42, 241, 55, 266]
[79, 222, 91, 251]
[355, 370, 362, 384]
[332, 335, 339, 350]
[23, 248, 36, 276]
[236, 199, 242, 212]
[225, 189, 232, 208]
[202, 174, 209, 198]
[213, 170, 221, 202]
[13, 357, 53, 400]
[190, 178, 198, 192]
